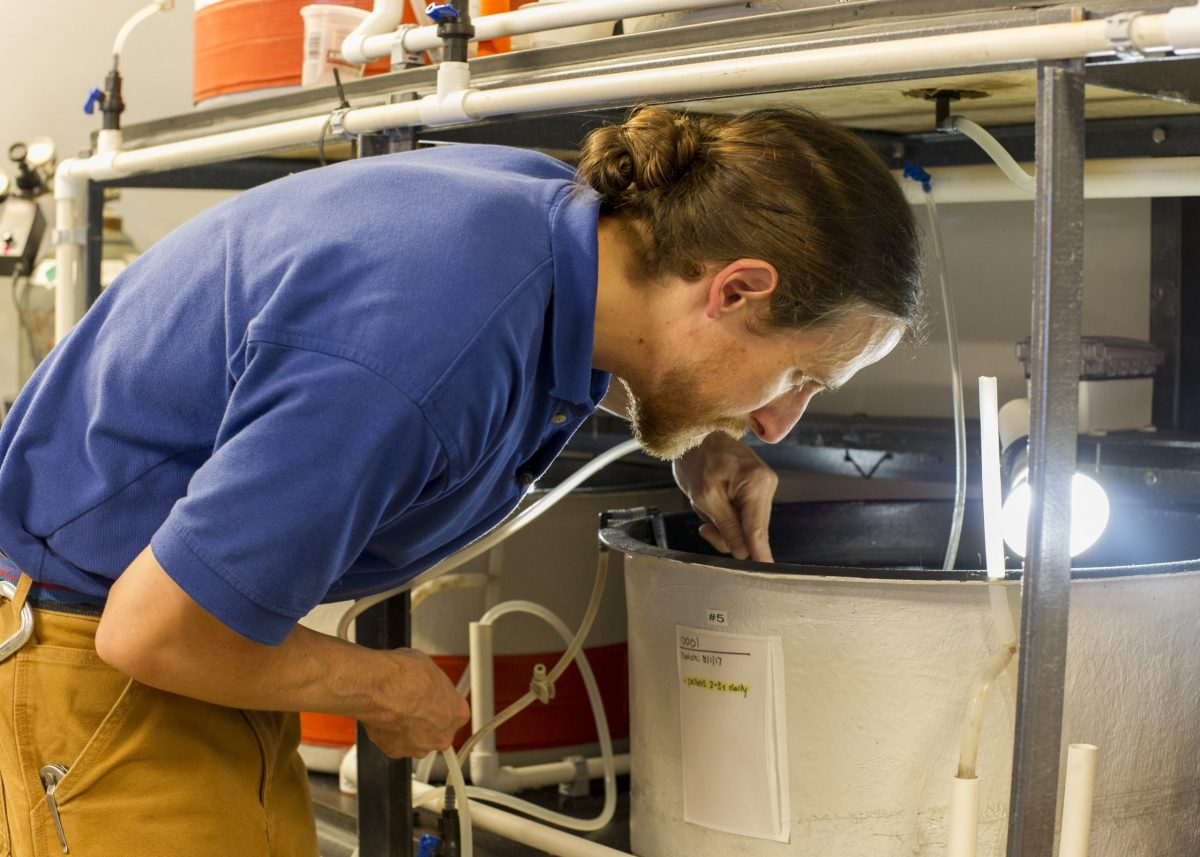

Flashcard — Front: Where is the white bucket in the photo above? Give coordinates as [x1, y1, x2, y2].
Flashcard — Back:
[610, 500, 1200, 856]
[300, 4, 370, 86]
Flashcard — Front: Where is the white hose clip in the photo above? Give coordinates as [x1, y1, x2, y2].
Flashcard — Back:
[530, 664, 556, 704]
[328, 107, 355, 140]
[1105, 11, 1146, 60]
[390, 24, 421, 66]
[52, 227, 88, 247]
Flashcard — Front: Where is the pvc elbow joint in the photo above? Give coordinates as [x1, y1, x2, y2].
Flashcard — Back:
[469, 750, 520, 794]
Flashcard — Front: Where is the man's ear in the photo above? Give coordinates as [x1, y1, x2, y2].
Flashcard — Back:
[703, 259, 779, 319]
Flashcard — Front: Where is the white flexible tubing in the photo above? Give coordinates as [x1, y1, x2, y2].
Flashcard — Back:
[978, 377, 1018, 648]
[921, 189, 966, 571]
[336, 439, 638, 641]
[467, 600, 616, 832]
[457, 550, 608, 766]
[948, 116, 1036, 194]
[112, 1, 171, 61]
[1059, 743, 1099, 857]
[442, 747, 475, 857]
[62, 9, 1200, 185]
[957, 643, 1017, 779]
[412, 781, 634, 857]
[947, 775, 981, 857]
[367, 0, 743, 59]
[411, 572, 496, 610]
[415, 665, 472, 784]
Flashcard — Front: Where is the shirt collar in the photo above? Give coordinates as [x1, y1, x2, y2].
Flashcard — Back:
[547, 185, 609, 407]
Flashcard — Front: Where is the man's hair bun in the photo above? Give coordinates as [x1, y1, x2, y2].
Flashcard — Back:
[577, 107, 702, 209]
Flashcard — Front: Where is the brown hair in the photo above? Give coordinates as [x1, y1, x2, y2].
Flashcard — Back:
[576, 106, 922, 333]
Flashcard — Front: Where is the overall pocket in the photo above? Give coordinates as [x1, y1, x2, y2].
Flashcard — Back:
[12, 641, 134, 857]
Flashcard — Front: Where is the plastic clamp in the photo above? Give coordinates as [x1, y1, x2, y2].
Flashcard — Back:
[557, 755, 591, 800]
[530, 663, 556, 704]
[52, 227, 88, 247]
[328, 107, 354, 140]
[1105, 12, 1146, 60]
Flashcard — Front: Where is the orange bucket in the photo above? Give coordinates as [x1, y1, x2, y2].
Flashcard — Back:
[194, 0, 396, 104]
[300, 711, 358, 747]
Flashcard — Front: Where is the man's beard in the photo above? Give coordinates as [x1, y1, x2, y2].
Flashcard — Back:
[621, 370, 747, 461]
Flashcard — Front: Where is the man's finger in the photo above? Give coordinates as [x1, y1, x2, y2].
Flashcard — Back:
[703, 496, 749, 559]
[737, 482, 776, 563]
[698, 522, 730, 554]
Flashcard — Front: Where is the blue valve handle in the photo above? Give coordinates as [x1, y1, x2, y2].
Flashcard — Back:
[83, 88, 104, 116]
[902, 161, 933, 193]
[416, 833, 441, 857]
[425, 2, 460, 22]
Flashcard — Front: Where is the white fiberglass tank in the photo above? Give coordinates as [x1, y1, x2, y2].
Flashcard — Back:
[605, 499, 1200, 857]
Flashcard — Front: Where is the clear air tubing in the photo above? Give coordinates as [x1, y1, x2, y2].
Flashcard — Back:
[335, 438, 640, 641]
[921, 187, 967, 571]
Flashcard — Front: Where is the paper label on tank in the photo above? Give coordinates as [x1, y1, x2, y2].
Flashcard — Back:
[675, 625, 790, 842]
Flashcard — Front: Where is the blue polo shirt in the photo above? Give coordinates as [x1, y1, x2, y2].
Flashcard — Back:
[0, 145, 609, 645]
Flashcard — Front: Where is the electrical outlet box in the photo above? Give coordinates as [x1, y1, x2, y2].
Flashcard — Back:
[0, 199, 46, 277]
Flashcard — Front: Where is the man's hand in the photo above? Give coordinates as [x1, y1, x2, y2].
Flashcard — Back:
[672, 432, 778, 562]
[98, 546, 469, 759]
[362, 649, 470, 758]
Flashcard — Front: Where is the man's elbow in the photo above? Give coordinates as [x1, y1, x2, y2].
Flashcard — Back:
[94, 609, 170, 684]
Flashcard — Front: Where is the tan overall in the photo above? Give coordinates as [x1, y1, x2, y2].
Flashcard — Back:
[0, 576, 319, 856]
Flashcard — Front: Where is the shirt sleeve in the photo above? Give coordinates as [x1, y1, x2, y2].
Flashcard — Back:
[150, 340, 446, 645]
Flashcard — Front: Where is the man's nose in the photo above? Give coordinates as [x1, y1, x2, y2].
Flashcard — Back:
[750, 388, 816, 443]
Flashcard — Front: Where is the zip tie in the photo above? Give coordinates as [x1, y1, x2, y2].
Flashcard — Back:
[530, 663, 556, 704]
[902, 161, 933, 193]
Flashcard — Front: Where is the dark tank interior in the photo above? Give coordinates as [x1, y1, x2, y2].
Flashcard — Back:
[607, 499, 1200, 580]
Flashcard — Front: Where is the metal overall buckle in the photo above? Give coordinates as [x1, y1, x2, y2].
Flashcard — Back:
[0, 579, 34, 661]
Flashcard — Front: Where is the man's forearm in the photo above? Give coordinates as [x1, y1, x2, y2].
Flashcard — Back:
[97, 546, 394, 722]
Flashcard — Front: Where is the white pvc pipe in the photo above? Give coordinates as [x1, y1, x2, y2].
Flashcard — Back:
[412, 781, 634, 857]
[343, 0, 407, 64]
[53, 196, 83, 345]
[979, 377, 1006, 583]
[947, 775, 981, 857]
[899, 157, 1200, 204]
[52, 5, 1200, 338]
[354, 0, 743, 61]
[511, 752, 630, 791]
[69, 8, 1200, 184]
[1059, 743, 1099, 857]
[469, 621, 500, 760]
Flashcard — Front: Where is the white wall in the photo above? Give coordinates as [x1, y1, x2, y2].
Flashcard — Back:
[0, 4, 1153, 419]
[0, 1, 233, 398]
[819, 198, 1151, 418]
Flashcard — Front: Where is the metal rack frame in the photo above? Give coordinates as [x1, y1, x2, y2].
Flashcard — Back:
[86, 4, 1200, 855]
